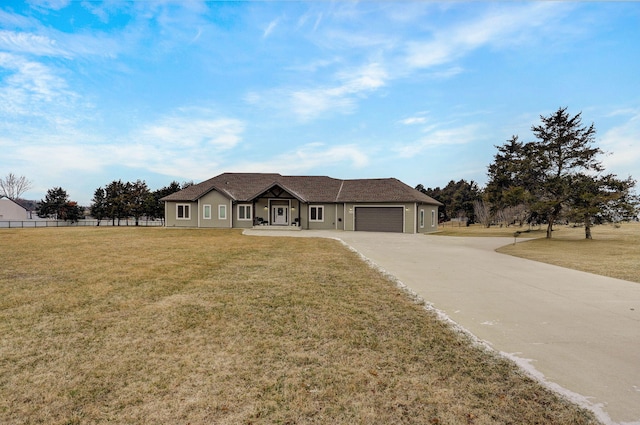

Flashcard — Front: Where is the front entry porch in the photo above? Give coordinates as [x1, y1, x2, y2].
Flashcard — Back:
[251, 224, 301, 231]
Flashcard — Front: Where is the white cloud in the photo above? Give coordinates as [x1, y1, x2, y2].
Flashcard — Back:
[284, 143, 369, 170]
[403, 3, 571, 71]
[404, 40, 452, 69]
[400, 116, 427, 125]
[138, 115, 244, 150]
[234, 143, 369, 174]
[18, 144, 108, 173]
[394, 124, 483, 158]
[2, 105, 246, 198]
[0, 30, 70, 57]
[27, 0, 71, 11]
[285, 57, 341, 73]
[249, 61, 387, 121]
[0, 9, 38, 29]
[0, 52, 80, 123]
[108, 109, 247, 179]
[288, 88, 355, 120]
[248, 3, 573, 123]
[263, 18, 280, 39]
[296, 10, 324, 32]
[321, 28, 397, 51]
[428, 66, 464, 79]
[0, 24, 121, 59]
[600, 111, 640, 179]
[337, 61, 387, 92]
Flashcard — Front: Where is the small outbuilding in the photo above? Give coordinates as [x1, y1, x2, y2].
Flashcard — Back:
[0, 196, 32, 220]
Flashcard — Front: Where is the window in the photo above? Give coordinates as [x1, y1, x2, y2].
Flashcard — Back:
[177, 204, 190, 220]
[309, 205, 324, 222]
[219, 204, 227, 220]
[203, 204, 211, 219]
[419, 209, 425, 228]
[238, 204, 252, 220]
[431, 210, 436, 227]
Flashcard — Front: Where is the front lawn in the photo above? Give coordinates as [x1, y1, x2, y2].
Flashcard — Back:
[0, 228, 599, 424]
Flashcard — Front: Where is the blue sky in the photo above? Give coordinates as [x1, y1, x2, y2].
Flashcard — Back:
[1, 1, 639, 205]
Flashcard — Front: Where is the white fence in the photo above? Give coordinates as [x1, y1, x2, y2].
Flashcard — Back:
[0, 219, 164, 228]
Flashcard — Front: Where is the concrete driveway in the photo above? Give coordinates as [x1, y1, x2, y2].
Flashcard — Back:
[244, 229, 640, 425]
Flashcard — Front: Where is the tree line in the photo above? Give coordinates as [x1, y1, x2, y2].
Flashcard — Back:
[417, 107, 639, 239]
[89, 180, 193, 225]
[3, 179, 192, 225]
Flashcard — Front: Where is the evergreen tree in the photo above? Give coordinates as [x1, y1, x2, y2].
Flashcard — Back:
[485, 135, 531, 211]
[129, 180, 150, 226]
[90, 187, 107, 225]
[105, 180, 129, 226]
[568, 173, 637, 239]
[486, 107, 637, 238]
[528, 107, 602, 238]
[418, 180, 481, 223]
[148, 181, 182, 224]
[36, 187, 83, 222]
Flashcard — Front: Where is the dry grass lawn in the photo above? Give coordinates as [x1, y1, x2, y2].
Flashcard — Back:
[436, 222, 640, 284]
[0, 228, 599, 424]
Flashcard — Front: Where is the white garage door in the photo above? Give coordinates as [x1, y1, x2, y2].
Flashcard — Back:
[354, 207, 404, 233]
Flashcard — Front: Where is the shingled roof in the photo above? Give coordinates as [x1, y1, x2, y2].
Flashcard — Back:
[161, 173, 442, 205]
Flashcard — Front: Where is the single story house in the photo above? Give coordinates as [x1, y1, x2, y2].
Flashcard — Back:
[0, 196, 32, 220]
[161, 173, 443, 233]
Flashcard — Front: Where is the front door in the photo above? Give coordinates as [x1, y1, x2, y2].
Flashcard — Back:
[272, 206, 288, 225]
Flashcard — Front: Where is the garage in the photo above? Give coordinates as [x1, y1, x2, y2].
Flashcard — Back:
[354, 206, 404, 233]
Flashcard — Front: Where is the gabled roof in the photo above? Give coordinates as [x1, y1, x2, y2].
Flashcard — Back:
[0, 195, 30, 210]
[246, 181, 308, 203]
[161, 173, 282, 202]
[337, 178, 439, 203]
[161, 172, 442, 205]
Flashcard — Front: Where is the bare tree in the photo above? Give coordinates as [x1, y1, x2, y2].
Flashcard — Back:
[473, 199, 492, 228]
[504, 207, 515, 226]
[510, 204, 528, 226]
[0, 173, 33, 200]
[497, 205, 527, 227]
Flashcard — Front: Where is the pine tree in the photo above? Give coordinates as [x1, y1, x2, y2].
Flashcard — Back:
[90, 187, 108, 225]
[529, 107, 602, 238]
[569, 173, 637, 239]
[36, 187, 83, 222]
[485, 107, 638, 239]
[485, 135, 530, 211]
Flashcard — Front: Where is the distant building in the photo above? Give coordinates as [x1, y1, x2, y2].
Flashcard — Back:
[0, 196, 32, 220]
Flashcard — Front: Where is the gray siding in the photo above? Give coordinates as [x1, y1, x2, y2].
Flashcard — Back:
[199, 191, 232, 228]
[307, 204, 336, 230]
[165, 201, 198, 227]
[417, 205, 439, 234]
